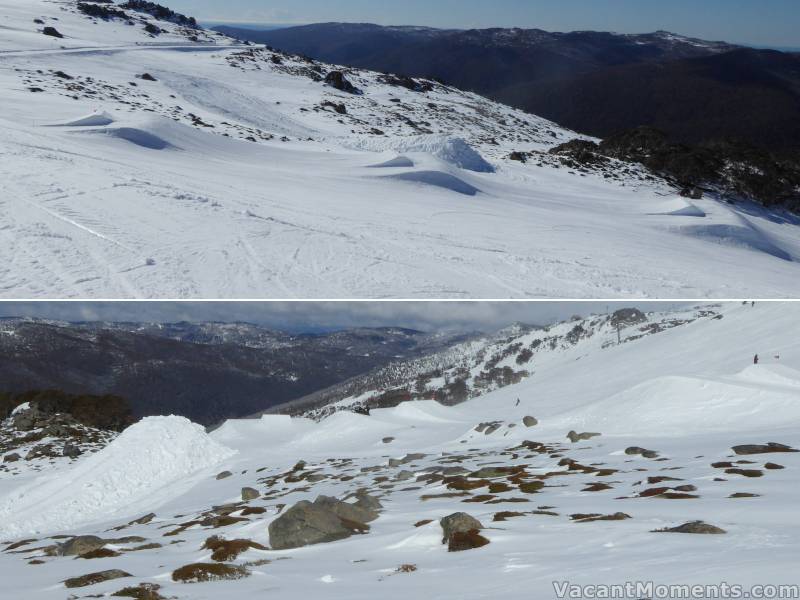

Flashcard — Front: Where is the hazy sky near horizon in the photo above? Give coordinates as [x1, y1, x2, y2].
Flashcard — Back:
[0, 302, 692, 333]
[169, 0, 800, 47]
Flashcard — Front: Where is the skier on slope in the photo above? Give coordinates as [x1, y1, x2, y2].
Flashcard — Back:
[754, 354, 759, 365]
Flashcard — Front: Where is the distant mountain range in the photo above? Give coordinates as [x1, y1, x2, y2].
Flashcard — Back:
[216, 23, 800, 151]
[0, 319, 475, 425]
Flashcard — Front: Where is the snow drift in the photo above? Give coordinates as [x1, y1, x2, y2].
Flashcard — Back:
[351, 135, 495, 173]
[0, 416, 235, 537]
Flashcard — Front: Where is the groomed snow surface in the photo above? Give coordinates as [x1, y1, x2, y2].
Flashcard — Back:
[2, 0, 800, 297]
[1, 303, 799, 599]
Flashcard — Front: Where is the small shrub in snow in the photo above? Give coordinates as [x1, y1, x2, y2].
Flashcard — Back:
[171, 562, 249, 583]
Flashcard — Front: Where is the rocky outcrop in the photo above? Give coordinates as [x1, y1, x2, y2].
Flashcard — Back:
[324, 71, 358, 94]
[732, 443, 798, 455]
[550, 127, 800, 211]
[268, 494, 381, 550]
[58, 535, 107, 557]
[656, 521, 726, 534]
[567, 431, 601, 443]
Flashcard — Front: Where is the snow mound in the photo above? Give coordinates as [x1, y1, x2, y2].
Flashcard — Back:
[0, 416, 235, 537]
[46, 111, 116, 128]
[77, 126, 176, 150]
[648, 198, 706, 217]
[350, 135, 495, 173]
[734, 364, 800, 388]
[383, 170, 480, 196]
[557, 372, 800, 436]
[676, 224, 792, 261]
[367, 155, 415, 168]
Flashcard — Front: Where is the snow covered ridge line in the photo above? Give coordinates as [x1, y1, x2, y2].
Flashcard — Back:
[276, 305, 723, 420]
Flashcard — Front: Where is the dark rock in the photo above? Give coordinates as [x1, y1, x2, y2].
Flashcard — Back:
[324, 71, 358, 94]
[314, 495, 378, 524]
[625, 446, 659, 458]
[440, 512, 483, 544]
[353, 492, 382, 514]
[764, 462, 785, 470]
[59, 535, 106, 556]
[567, 431, 601, 443]
[215, 471, 232, 480]
[241, 487, 260, 502]
[725, 468, 763, 478]
[657, 521, 726, 534]
[139, 73, 157, 81]
[2, 453, 20, 463]
[732, 443, 798, 455]
[522, 416, 538, 427]
[268, 500, 352, 550]
[42, 26, 63, 38]
[63, 442, 82, 459]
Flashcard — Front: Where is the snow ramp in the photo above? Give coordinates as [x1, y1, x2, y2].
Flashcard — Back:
[0, 416, 235, 537]
[554, 370, 800, 437]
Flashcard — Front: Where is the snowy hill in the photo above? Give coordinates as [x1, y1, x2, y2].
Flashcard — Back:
[2, 2, 800, 298]
[271, 305, 723, 419]
[1, 302, 799, 598]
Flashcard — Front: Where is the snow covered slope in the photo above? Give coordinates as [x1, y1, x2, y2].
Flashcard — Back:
[1, 1, 800, 297]
[1, 302, 798, 598]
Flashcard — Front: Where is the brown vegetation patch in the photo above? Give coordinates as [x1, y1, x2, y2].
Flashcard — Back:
[648, 476, 682, 484]
[488, 482, 513, 494]
[493, 511, 526, 522]
[414, 519, 433, 527]
[445, 477, 490, 491]
[203, 536, 268, 562]
[79, 548, 122, 559]
[725, 468, 764, 478]
[486, 497, 530, 504]
[582, 483, 613, 492]
[519, 481, 545, 494]
[111, 583, 165, 599]
[659, 493, 699, 499]
[571, 512, 631, 523]
[448, 530, 490, 552]
[64, 569, 132, 588]
[396, 564, 417, 573]
[422, 490, 473, 501]
[171, 563, 250, 583]
[463, 495, 496, 503]
[241, 506, 267, 516]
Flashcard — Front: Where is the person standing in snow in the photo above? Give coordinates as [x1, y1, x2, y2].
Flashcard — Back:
[515, 398, 520, 407]
[754, 354, 759, 365]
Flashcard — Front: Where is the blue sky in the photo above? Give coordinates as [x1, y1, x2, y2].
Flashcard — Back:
[0, 302, 688, 332]
[169, 0, 800, 47]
